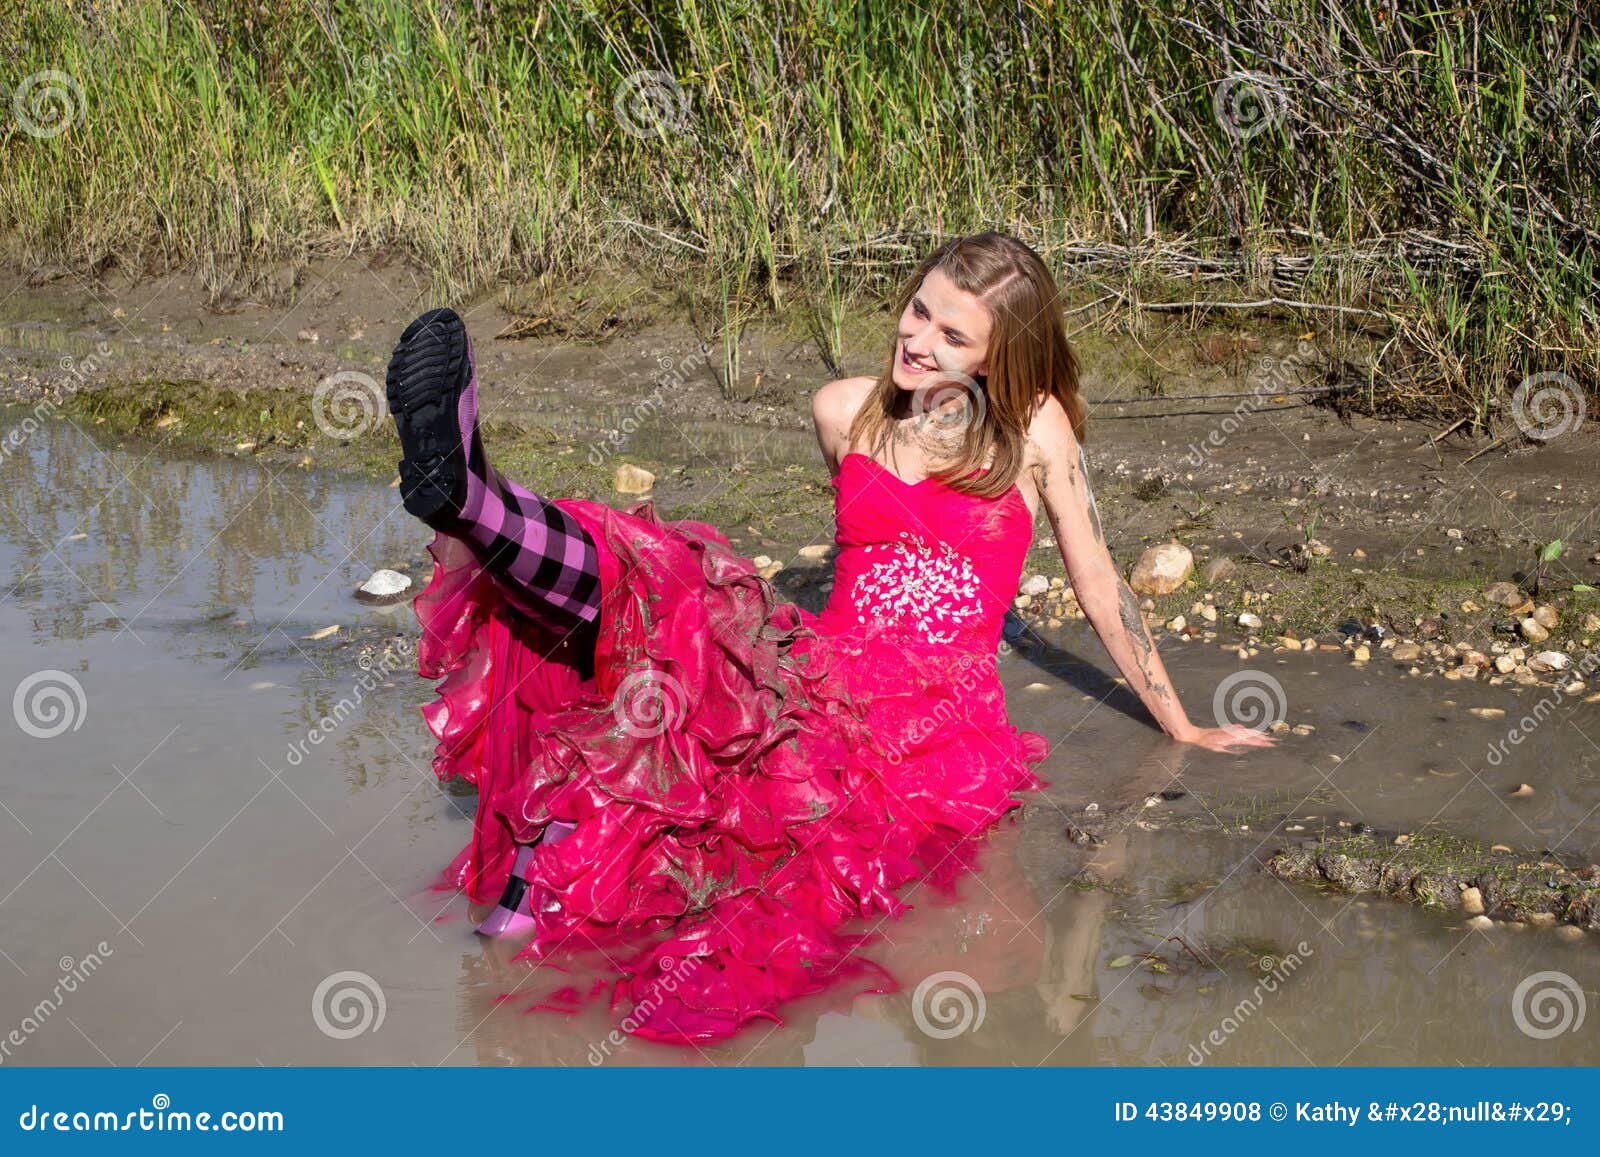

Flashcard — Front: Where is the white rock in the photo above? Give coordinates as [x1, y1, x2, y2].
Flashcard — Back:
[1129, 542, 1194, 596]
[1237, 611, 1263, 630]
[1527, 650, 1571, 673]
[355, 568, 412, 605]
[1020, 574, 1050, 597]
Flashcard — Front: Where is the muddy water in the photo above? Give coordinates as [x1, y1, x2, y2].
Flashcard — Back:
[1, 408, 1595, 1068]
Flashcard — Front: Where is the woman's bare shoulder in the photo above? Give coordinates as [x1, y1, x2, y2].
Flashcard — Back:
[812, 375, 878, 462]
[1022, 391, 1077, 470]
[811, 375, 878, 425]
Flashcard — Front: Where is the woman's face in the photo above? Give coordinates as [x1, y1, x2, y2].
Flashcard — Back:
[891, 266, 993, 392]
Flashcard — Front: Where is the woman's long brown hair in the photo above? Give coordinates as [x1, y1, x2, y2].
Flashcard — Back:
[847, 231, 1087, 500]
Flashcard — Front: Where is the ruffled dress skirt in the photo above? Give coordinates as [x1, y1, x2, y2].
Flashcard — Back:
[414, 497, 1048, 1043]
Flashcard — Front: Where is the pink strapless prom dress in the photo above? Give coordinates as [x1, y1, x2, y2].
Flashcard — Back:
[413, 450, 1050, 1042]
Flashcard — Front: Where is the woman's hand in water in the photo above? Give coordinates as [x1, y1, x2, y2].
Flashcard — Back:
[1171, 722, 1279, 753]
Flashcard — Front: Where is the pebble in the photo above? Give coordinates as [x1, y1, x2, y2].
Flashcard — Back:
[1129, 542, 1194, 596]
[1532, 604, 1560, 629]
[797, 543, 833, 561]
[1391, 642, 1421, 662]
[1528, 650, 1570, 673]
[1469, 706, 1505, 719]
[1555, 925, 1585, 941]
[1459, 885, 1485, 915]
[1467, 915, 1495, 931]
[1237, 612, 1263, 630]
[1518, 617, 1549, 643]
[1019, 574, 1050, 597]
[355, 568, 413, 606]
[1352, 644, 1370, 662]
[613, 463, 656, 494]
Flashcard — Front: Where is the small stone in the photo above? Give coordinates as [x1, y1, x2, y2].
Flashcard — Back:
[1469, 707, 1506, 719]
[1483, 581, 1524, 607]
[1020, 574, 1050, 597]
[1166, 614, 1187, 631]
[752, 555, 773, 569]
[613, 463, 656, 494]
[1024, 682, 1050, 692]
[1555, 926, 1585, 941]
[1352, 644, 1370, 662]
[1129, 542, 1194, 596]
[1237, 612, 1263, 630]
[797, 543, 833, 561]
[1510, 783, 1534, 797]
[758, 560, 784, 580]
[1351, 547, 1366, 559]
[1014, 594, 1033, 610]
[1494, 654, 1517, 674]
[1467, 915, 1494, 931]
[1446, 527, 1463, 539]
[1202, 557, 1237, 583]
[1391, 642, 1421, 662]
[1519, 617, 1550, 643]
[1291, 723, 1315, 735]
[1200, 604, 1218, 623]
[1528, 650, 1570, 673]
[355, 568, 413, 606]
[296, 328, 319, 343]
[1491, 844, 1513, 853]
[1532, 604, 1560, 629]
[1459, 886, 1485, 915]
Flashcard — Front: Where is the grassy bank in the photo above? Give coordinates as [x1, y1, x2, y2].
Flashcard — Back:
[3, 0, 1596, 419]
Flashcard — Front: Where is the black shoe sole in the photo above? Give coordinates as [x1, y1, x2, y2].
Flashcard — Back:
[385, 307, 471, 525]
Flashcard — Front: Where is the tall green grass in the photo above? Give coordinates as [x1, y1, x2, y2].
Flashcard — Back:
[2, 0, 1595, 418]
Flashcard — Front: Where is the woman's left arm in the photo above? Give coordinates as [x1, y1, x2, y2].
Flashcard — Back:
[1029, 399, 1276, 754]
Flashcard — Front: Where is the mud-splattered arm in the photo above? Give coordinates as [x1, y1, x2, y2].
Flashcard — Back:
[1032, 400, 1197, 741]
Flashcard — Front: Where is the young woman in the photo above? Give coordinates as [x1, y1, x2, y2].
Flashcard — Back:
[388, 231, 1274, 1045]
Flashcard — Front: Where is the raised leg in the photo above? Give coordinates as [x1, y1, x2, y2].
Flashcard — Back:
[386, 307, 603, 656]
